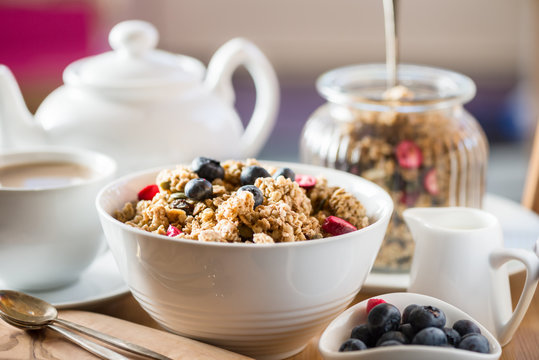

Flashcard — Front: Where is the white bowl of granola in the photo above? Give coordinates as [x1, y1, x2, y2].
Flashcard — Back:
[96, 159, 393, 360]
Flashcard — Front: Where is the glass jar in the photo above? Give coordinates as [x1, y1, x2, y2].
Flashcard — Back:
[300, 64, 488, 272]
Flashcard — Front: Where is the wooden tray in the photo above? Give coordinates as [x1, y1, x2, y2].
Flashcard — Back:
[0, 310, 252, 359]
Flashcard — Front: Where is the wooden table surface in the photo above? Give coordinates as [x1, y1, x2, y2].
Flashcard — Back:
[79, 270, 538, 360]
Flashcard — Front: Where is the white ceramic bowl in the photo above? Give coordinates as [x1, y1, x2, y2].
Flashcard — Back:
[96, 161, 393, 360]
[319, 292, 502, 360]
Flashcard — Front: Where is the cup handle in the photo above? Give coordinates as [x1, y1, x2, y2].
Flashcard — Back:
[205, 38, 279, 158]
[490, 248, 539, 346]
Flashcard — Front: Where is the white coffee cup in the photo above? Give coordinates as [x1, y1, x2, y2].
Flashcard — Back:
[0, 147, 116, 290]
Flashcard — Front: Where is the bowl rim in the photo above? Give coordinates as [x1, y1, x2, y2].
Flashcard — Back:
[95, 160, 393, 249]
[318, 292, 502, 359]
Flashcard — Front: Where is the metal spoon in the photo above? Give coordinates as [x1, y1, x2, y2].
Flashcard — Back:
[1, 313, 129, 360]
[0, 290, 172, 360]
[383, 0, 399, 89]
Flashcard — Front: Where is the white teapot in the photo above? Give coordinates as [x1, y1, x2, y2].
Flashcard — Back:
[0, 20, 279, 174]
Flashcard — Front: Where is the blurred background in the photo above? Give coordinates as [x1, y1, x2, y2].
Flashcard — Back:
[0, 0, 537, 201]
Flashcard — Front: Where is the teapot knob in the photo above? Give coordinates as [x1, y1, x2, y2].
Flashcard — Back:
[109, 20, 158, 57]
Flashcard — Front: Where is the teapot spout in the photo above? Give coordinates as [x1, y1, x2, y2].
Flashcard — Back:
[0, 65, 46, 150]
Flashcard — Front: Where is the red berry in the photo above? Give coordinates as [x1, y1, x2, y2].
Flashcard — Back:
[295, 174, 316, 189]
[366, 298, 387, 315]
[423, 168, 439, 195]
[166, 225, 182, 237]
[400, 191, 420, 206]
[396, 140, 423, 169]
[138, 184, 159, 201]
[322, 216, 357, 236]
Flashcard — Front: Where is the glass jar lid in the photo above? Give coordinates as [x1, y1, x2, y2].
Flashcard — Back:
[317, 64, 476, 113]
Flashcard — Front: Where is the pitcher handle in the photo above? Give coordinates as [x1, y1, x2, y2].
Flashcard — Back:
[490, 248, 539, 346]
[205, 38, 279, 158]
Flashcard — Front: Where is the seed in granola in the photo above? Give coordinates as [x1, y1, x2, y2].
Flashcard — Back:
[171, 199, 193, 214]
[159, 180, 171, 190]
[240, 165, 271, 185]
[170, 192, 187, 200]
[185, 178, 213, 200]
[273, 167, 296, 181]
[238, 223, 254, 241]
[191, 157, 225, 182]
[238, 185, 264, 208]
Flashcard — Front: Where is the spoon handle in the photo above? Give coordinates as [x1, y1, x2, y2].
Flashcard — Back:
[383, 0, 399, 89]
[48, 324, 129, 360]
[55, 318, 172, 360]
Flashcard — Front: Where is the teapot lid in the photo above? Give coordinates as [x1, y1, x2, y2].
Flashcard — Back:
[63, 20, 205, 89]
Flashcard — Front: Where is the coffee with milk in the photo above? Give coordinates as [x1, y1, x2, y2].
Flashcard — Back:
[0, 161, 95, 189]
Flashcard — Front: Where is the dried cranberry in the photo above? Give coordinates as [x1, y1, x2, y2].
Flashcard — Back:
[423, 168, 439, 195]
[166, 225, 182, 237]
[396, 140, 422, 169]
[322, 216, 357, 236]
[400, 190, 420, 206]
[138, 184, 159, 201]
[295, 174, 316, 189]
[366, 298, 387, 315]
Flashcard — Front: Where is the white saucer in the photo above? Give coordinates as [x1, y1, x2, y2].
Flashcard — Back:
[363, 193, 539, 292]
[0, 250, 129, 309]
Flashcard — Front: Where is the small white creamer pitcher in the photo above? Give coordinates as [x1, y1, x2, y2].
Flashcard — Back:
[403, 207, 539, 346]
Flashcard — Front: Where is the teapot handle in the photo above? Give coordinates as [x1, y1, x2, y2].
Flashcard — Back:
[205, 38, 279, 158]
[490, 247, 539, 346]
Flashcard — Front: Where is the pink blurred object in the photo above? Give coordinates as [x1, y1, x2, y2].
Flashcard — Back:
[0, 2, 104, 87]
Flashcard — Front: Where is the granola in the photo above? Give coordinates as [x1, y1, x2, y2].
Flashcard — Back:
[115, 159, 370, 243]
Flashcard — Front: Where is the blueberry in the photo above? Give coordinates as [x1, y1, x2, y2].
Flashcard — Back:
[367, 303, 401, 338]
[376, 331, 408, 346]
[184, 178, 213, 200]
[457, 333, 490, 353]
[350, 324, 374, 347]
[409, 305, 446, 332]
[238, 185, 264, 208]
[398, 323, 415, 342]
[402, 304, 420, 324]
[240, 165, 271, 185]
[378, 340, 402, 347]
[191, 157, 225, 182]
[443, 327, 461, 346]
[452, 319, 481, 337]
[338, 338, 367, 352]
[412, 327, 448, 346]
[273, 167, 295, 181]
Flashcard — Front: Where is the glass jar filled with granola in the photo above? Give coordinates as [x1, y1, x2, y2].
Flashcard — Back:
[300, 64, 488, 272]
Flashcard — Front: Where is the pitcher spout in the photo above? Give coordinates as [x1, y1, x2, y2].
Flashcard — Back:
[0, 65, 47, 150]
[402, 207, 437, 242]
[403, 207, 499, 237]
